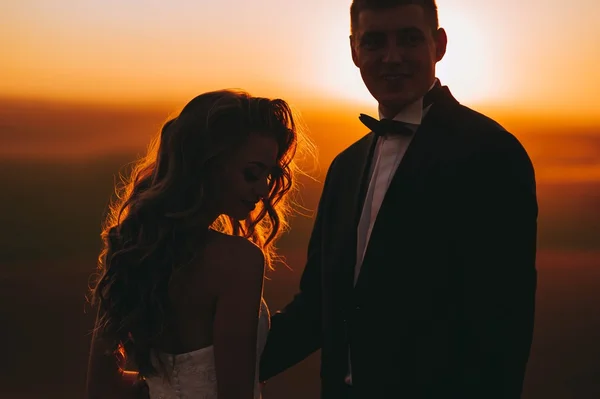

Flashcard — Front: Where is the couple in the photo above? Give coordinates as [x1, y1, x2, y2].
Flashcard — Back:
[86, 0, 538, 398]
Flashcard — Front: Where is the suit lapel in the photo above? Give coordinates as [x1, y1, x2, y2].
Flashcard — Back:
[352, 134, 378, 228]
[352, 89, 459, 294]
[385, 103, 447, 190]
[336, 133, 378, 300]
[382, 85, 458, 194]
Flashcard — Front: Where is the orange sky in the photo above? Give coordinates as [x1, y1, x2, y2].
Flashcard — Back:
[1, 0, 599, 184]
[1, 0, 599, 121]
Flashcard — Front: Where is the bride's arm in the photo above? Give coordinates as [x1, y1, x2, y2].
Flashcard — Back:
[213, 240, 265, 399]
[86, 311, 147, 399]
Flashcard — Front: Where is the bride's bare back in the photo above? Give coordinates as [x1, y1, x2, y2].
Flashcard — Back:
[144, 231, 268, 399]
[159, 230, 265, 355]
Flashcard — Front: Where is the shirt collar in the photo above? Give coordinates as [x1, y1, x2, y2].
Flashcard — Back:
[377, 78, 439, 125]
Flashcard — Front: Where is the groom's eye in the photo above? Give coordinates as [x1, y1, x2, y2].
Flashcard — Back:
[360, 32, 385, 49]
[398, 29, 425, 47]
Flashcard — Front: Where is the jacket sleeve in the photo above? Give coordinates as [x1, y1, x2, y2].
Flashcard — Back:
[453, 132, 538, 398]
[259, 157, 339, 381]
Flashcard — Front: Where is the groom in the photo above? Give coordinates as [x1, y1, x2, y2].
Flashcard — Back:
[260, 0, 537, 398]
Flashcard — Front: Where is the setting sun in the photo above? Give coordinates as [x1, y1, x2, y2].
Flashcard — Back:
[0, 0, 598, 121]
[314, 6, 505, 106]
[435, 8, 504, 104]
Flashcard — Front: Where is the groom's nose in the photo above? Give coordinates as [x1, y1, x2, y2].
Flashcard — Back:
[382, 40, 405, 63]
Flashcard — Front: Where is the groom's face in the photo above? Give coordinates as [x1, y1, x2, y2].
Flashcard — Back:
[351, 4, 446, 116]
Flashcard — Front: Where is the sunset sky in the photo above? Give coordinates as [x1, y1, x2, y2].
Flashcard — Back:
[1, 0, 598, 120]
[1, 5, 599, 398]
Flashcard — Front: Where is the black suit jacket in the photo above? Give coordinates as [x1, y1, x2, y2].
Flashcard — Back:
[259, 85, 538, 399]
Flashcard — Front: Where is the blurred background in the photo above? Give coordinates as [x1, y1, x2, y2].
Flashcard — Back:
[0, 0, 599, 398]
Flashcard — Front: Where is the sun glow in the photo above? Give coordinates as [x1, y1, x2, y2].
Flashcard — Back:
[312, 8, 506, 106]
[0, 0, 597, 121]
[435, 9, 507, 104]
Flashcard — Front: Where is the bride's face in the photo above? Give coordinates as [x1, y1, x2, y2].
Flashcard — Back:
[212, 133, 279, 220]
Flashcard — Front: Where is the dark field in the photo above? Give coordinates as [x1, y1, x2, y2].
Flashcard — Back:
[0, 152, 599, 398]
[2, 251, 600, 398]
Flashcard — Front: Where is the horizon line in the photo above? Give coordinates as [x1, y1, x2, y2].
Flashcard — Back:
[1, 93, 599, 128]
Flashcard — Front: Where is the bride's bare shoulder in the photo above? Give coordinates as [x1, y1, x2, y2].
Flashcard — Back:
[203, 230, 265, 278]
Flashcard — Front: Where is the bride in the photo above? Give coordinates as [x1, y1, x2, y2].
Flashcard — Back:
[85, 89, 312, 399]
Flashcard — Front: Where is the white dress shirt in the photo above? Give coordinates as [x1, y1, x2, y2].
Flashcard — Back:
[346, 82, 436, 384]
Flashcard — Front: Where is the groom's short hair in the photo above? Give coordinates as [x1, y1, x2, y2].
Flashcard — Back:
[350, 0, 440, 35]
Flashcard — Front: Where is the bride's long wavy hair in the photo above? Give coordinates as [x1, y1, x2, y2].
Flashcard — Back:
[89, 89, 313, 378]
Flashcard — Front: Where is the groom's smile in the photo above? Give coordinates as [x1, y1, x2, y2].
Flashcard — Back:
[350, 4, 447, 116]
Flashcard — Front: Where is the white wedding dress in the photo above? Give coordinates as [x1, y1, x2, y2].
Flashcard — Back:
[145, 298, 270, 399]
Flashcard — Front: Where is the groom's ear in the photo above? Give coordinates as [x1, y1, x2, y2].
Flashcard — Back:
[433, 28, 447, 62]
[350, 35, 359, 68]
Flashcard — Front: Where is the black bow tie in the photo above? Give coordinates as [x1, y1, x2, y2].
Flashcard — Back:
[358, 114, 413, 137]
[359, 80, 442, 137]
